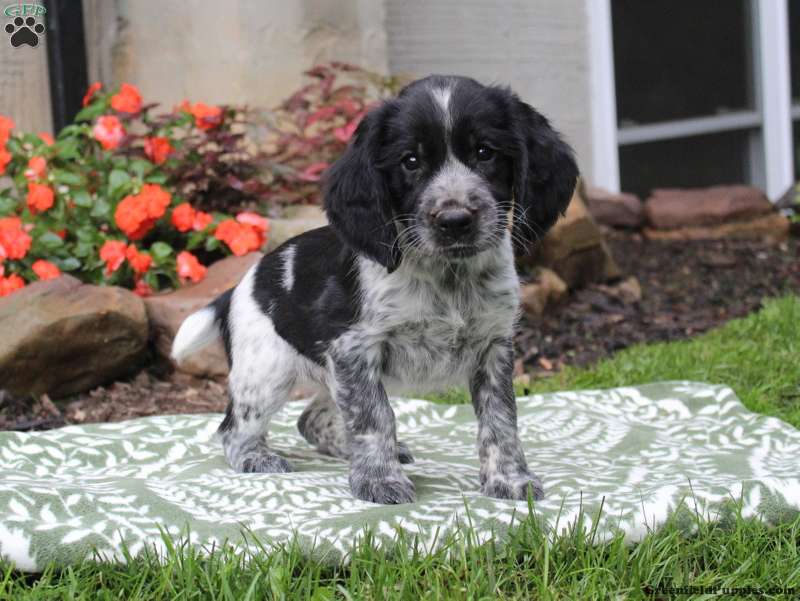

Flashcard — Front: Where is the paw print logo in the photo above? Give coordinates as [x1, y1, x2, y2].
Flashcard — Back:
[5, 15, 45, 48]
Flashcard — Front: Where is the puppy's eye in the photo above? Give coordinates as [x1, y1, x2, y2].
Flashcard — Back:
[402, 153, 420, 171]
[476, 144, 495, 162]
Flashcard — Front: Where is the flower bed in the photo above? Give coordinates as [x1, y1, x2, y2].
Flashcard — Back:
[0, 84, 269, 297]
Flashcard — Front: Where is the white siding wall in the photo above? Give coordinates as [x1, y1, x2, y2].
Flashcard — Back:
[385, 0, 595, 183]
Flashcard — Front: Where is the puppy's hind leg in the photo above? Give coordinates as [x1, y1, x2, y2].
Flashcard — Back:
[220, 366, 296, 474]
[297, 391, 414, 464]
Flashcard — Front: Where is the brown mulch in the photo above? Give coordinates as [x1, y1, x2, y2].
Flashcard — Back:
[2, 231, 799, 431]
[515, 232, 800, 375]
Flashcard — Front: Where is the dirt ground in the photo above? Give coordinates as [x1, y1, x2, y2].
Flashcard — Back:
[2, 232, 798, 431]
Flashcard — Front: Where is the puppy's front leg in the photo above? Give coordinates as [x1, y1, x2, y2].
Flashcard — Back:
[471, 338, 544, 500]
[328, 350, 416, 504]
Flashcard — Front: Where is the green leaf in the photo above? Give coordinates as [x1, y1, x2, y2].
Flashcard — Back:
[90, 197, 111, 219]
[74, 102, 107, 122]
[54, 137, 80, 160]
[108, 169, 132, 200]
[145, 173, 168, 184]
[72, 241, 95, 258]
[130, 159, 153, 179]
[186, 231, 204, 250]
[204, 236, 221, 252]
[51, 169, 84, 186]
[72, 189, 93, 208]
[37, 231, 65, 251]
[57, 257, 82, 271]
[149, 241, 174, 262]
[0, 196, 17, 215]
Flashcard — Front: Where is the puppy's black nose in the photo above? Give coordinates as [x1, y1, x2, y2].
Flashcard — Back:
[434, 208, 474, 236]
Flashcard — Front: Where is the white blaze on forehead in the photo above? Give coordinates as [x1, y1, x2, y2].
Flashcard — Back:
[282, 245, 296, 292]
[431, 86, 453, 130]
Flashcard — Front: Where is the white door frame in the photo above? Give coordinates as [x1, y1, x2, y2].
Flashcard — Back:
[586, 0, 794, 200]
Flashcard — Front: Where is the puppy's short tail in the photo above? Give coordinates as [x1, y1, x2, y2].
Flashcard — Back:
[171, 306, 220, 363]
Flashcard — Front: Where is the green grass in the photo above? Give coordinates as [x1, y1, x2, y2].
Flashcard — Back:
[3, 296, 800, 599]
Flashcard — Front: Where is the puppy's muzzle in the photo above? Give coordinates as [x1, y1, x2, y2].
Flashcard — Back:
[433, 207, 476, 241]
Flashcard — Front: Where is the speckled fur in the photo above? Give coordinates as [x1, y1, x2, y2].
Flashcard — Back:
[172, 75, 578, 504]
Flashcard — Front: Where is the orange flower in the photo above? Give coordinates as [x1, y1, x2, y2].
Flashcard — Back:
[0, 274, 25, 297]
[32, 260, 61, 281]
[0, 147, 10, 176]
[236, 212, 270, 233]
[24, 156, 47, 181]
[99, 240, 127, 274]
[176, 251, 207, 283]
[92, 115, 125, 150]
[125, 244, 152, 274]
[114, 184, 171, 240]
[26, 183, 54, 214]
[144, 136, 173, 165]
[175, 99, 192, 114]
[38, 132, 55, 146]
[0, 115, 14, 146]
[193, 210, 213, 231]
[132, 279, 153, 297]
[82, 82, 102, 107]
[110, 83, 142, 114]
[171, 202, 195, 232]
[0, 217, 31, 261]
[189, 102, 223, 130]
[214, 219, 263, 256]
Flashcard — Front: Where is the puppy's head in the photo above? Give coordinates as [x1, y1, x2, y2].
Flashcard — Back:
[324, 75, 578, 272]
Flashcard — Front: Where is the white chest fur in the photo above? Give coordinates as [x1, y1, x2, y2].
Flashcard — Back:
[350, 239, 520, 394]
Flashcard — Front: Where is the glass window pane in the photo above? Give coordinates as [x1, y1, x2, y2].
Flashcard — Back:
[790, 0, 800, 103]
[619, 130, 751, 199]
[612, 0, 752, 126]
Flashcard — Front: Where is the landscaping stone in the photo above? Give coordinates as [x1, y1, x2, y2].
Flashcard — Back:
[643, 212, 789, 243]
[585, 187, 644, 229]
[145, 252, 263, 378]
[520, 268, 567, 317]
[644, 185, 773, 230]
[0, 275, 148, 398]
[528, 185, 621, 288]
[264, 205, 327, 252]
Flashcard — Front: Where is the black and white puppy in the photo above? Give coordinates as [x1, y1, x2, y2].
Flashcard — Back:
[172, 75, 578, 505]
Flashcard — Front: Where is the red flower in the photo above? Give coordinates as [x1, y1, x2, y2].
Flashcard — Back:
[114, 184, 171, 240]
[99, 240, 127, 274]
[132, 279, 153, 297]
[0, 115, 14, 146]
[93, 115, 125, 150]
[176, 251, 207, 283]
[189, 102, 223, 130]
[0, 147, 10, 176]
[144, 136, 173, 165]
[175, 99, 192, 113]
[0, 217, 31, 261]
[82, 82, 102, 107]
[110, 83, 142, 114]
[125, 245, 152, 274]
[298, 161, 330, 182]
[32, 260, 61, 281]
[24, 156, 47, 181]
[26, 183, 54, 214]
[0, 274, 25, 297]
[38, 132, 55, 146]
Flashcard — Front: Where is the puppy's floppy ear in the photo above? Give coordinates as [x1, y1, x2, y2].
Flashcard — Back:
[511, 98, 579, 255]
[323, 106, 401, 272]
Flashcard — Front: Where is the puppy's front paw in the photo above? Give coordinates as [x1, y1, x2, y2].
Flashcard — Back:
[350, 471, 416, 504]
[481, 471, 544, 501]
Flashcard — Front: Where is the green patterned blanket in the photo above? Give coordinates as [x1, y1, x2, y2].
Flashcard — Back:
[1, 382, 798, 571]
